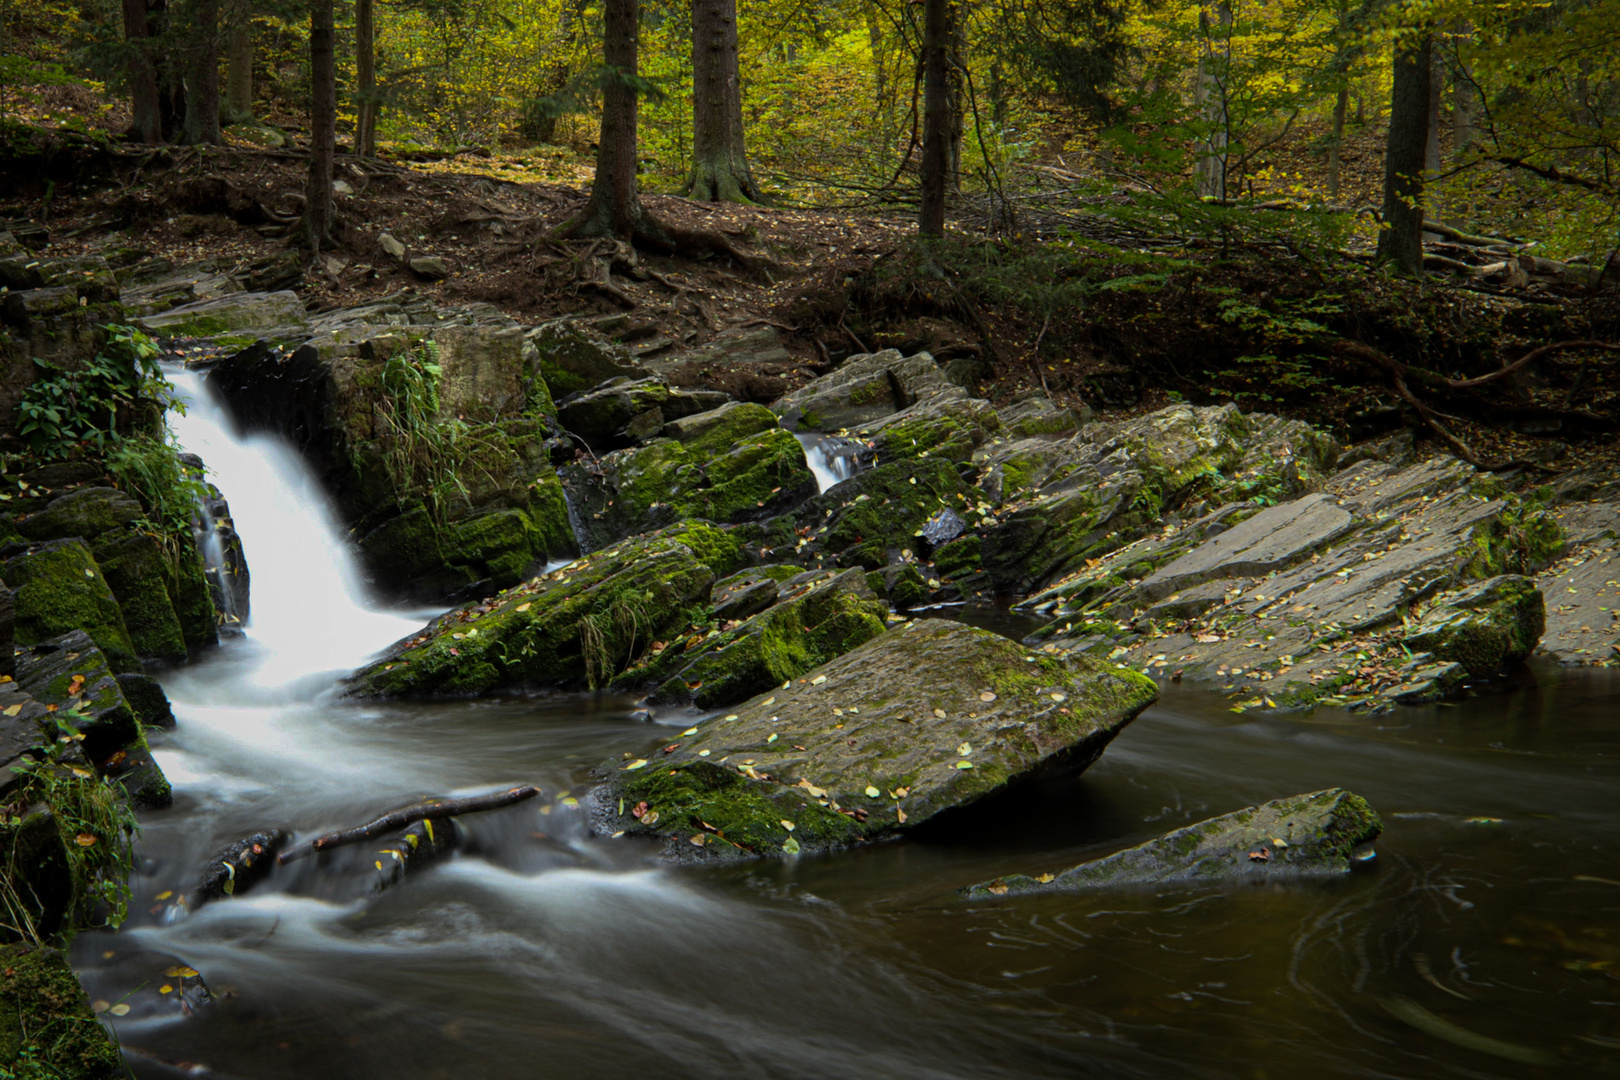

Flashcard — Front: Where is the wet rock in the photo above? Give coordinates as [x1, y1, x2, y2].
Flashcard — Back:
[408, 255, 450, 280]
[996, 391, 1090, 440]
[0, 943, 128, 1079]
[772, 349, 954, 433]
[709, 568, 783, 622]
[15, 630, 170, 808]
[1404, 575, 1545, 678]
[561, 402, 815, 550]
[1027, 456, 1564, 712]
[2, 538, 139, 673]
[345, 522, 746, 697]
[117, 256, 245, 317]
[523, 319, 648, 399]
[137, 289, 309, 340]
[192, 829, 289, 907]
[0, 680, 51, 794]
[18, 460, 105, 489]
[860, 390, 1005, 464]
[965, 788, 1381, 896]
[1535, 498, 1620, 665]
[919, 507, 966, 547]
[194, 482, 250, 631]
[774, 456, 976, 571]
[77, 948, 212, 1022]
[116, 672, 175, 730]
[556, 376, 729, 451]
[615, 567, 888, 711]
[592, 619, 1157, 861]
[866, 562, 930, 610]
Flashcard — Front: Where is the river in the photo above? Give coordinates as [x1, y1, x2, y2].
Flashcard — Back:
[69, 369, 1620, 1079]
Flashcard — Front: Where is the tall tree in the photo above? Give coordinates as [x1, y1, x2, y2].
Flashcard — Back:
[1376, 30, 1431, 274]
[686, 0, 760, 201]
[355, 0, 378, 155]
[122, 0, 162, 142]
[300, 0, 336, 249]
[222, 0, 253, 125]
[180, 0, 224, 144]
[1194, 0, 1233, 199]
[918, 0, 951, 236]
[560, 0, 644, 237]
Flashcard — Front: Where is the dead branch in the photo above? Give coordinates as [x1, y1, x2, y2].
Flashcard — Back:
[278, 785, 540, 863]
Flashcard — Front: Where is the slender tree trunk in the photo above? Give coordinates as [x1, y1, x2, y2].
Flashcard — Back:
[355, 0, 377, 155]
[919, 0, 950, 237]
[686, 0, 759, 201]
[122, 0, 162, 142]
[181, 0, 224, 144]
[1194, 1, 1232, 199]
[221, 0, 252, 124]
[1328, 86, 1348, 198]
[564, 0, 644, 238]
[946, 1, 963, 192]
[301, 0, 336, 250]
[1376, 32, 1431, 275]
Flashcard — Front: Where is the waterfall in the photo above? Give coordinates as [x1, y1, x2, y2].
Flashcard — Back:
[795, 433, 867, 494]
[163, 366, 429, 697]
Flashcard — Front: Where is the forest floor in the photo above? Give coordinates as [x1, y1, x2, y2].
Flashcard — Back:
[3, 131, 1619, 479]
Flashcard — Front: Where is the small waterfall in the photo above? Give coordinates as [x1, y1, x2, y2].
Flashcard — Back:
[163, 366, 429, 697]
[795, 433, 868, 494]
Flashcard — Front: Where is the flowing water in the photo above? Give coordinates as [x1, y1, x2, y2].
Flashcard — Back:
[70, 375, 1620, 1079]
[795, 433, 866, 494]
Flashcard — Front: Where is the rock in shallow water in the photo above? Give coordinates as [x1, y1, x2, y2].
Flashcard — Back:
[965, 788, 1381, 897]
[590, 619, 1157, 862]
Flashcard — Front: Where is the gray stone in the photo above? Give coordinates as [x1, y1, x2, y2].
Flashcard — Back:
[378, 233, 407, 260]
[523, 319, 648, 398]
[920, 507, 966, 547]
[409, 256, 450, 280]
[771, 349, 954, 432]
[1403, 575, 1545, 677]
[137, 290, 309, 339]
[965, 788, 1381, 896]
[1134, 494, 1356, 601]
[557, 377, 729, 449]
[592, 619, 1158, 862]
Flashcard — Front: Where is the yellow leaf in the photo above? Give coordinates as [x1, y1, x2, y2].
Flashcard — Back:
[516, 602, 531, 612]
[75, 833, 97, 847]
[2, 704, 20, 716]
[1036, 872, 1056, 884]
[864, 786, 880, 797]
[780, 820, 796, 831]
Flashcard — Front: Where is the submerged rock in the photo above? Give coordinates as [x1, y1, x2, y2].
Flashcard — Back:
[590, 620, 1157, 862]
[965, 788, 1381, 897]
[345, 522, 747, 697]
[191, 829, 290, 908]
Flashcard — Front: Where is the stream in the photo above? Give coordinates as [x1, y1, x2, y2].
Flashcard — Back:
[68, 371, 1620, 1079]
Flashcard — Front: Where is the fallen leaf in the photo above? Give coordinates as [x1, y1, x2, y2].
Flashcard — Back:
[987, 882, 1009, 895]
[1, 704, 20, 716]
[956, 742, 972, 756]
[780, 819, 796, 831]
[624, 759, 649, 771]
[515, 602, 531, 612]
[1036, 872, 1056, 884]
[979, 691, 997, 702]
[864, 785, 880, 797]
[74, 833, 97, 847]
[955, 761, 974, 770]
[811, 675, 827, 685]
[109, 1004, 130, 1016]
[163, 965, 198, 978]
[681, 726, 699, 736]
[896, 806, 908, 823]
[782, 837, 801, 855]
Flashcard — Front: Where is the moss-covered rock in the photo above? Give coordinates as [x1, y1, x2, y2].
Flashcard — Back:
[555, 377, 731, 451]
[1403, 575, 1545, 678]
[562, 406, 817, 552]
[591, 619, 1158, 861]
[861, 391, 1004, 464]
[614, 568, 889, 710]
[3, 540, 139, 674]
[966, 788, 1381, 896]
[785, 456, 977, 571]
[522, 319, 647, 399]
[0, 943, 127, 1080]
[771, 350, 954, 433]
[345, 522, 747, 697]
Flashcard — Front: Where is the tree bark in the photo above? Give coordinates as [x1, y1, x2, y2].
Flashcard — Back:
[686, 0, 759, 201]
[300, 0, 336, 250]
[180, 0, 224, 144]
[1376, 31, 1431, 275]
[1327, 86, 1348, 198]
[919, 0, 951, 237]
[1194, 1, 1232, 200]
[1425, 32, 1444, 222]
[561, 0, 645, 238]
[355, 0, 377, 155]
[221, 0, 252, 125]
[278, 787, 541, 864]
[122, 0, 162, 142]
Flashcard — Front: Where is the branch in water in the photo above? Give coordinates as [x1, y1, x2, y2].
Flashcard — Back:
[278, 785, 541, 864]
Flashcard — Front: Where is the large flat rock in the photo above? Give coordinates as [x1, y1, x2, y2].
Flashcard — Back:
[590, 619, 1158, 861]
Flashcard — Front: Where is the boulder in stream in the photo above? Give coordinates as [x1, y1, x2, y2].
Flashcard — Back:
[965, 788, 1382, 897]
[590, 619, 1157, 862]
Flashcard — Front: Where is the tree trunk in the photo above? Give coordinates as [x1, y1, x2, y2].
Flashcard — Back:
[1376, 32, 1431, 275]
[563, 0, 645, 238]
[180, 0, 224, 144]
[300, 0, 336, 250]
[1425, 33, 1444, 222]
[919, 0, 950, 237]
[686, 0, 759, 202]
[221, 0, 252, 125]
[122, 0, 162, 142]
[1194, 1, 1232, 200]
[1327, 86, 1348, 198]
[355, 0, 377, 155]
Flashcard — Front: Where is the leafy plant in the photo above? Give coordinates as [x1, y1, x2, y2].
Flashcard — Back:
[15, 325, 171, 459]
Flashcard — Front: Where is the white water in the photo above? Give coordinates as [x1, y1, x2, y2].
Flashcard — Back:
[164, 367, 430, 699]
[794, 433, 862, 494]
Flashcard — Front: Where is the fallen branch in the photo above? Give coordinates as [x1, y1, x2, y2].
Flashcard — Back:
[278, 785, 540, 864]
[1448, 339, 1620, 390]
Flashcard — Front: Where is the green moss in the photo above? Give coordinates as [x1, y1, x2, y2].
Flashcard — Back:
[810, 458, 973, 570]
[610, 759, 869, 855]
[0, 944, 126, 1079]
[932, 536, 981, 581]
[94, 533, 187, 664]
[3, 541, 139, 673]
[1465, 500, 1565, 578]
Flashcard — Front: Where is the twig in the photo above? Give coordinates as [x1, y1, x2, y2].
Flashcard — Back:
[278, 786, 539, 863]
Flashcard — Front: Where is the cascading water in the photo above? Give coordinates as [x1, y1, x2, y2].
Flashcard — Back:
[74, 367, 1620, 1080]
[794, 432, 867, 494]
